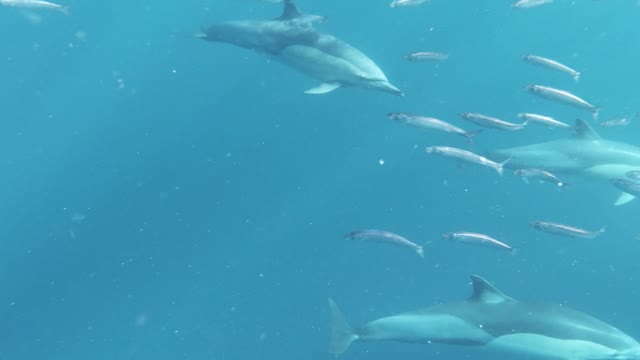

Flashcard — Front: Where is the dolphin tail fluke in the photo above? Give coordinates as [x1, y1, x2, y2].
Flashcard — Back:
[573, 72, 581, 82]
[328, 298, 358, 355]
[592, 107, 601, 121]
[614, 192, 636, 206]
[496, 158, 511, 176]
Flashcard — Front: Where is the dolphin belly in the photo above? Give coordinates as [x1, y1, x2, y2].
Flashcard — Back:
[484, 333, 619, 360]
[357, 313, 493, 345]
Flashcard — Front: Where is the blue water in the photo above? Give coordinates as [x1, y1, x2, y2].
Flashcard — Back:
[1, 1, 639, 359]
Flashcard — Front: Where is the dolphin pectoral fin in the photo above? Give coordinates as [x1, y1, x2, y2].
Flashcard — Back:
[304, 83, 341, 95]
[614, 192, 636, 206]
[328, 298, 358, 355]
[611, 347, 640, 359]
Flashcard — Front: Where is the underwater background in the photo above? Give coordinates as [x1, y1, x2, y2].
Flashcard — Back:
[0, 0, 639, 359]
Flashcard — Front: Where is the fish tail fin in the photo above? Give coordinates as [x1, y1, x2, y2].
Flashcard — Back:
[328, 298, 358, 355]
[558, 182, 570, 188]
[510, 248, 518, 256]
[593, 108, 601, 121]
[599, 226, 607, 234]
[59, 6, 70, 15]
[573, 72, 580, 82]
[464, 129, 483, 144]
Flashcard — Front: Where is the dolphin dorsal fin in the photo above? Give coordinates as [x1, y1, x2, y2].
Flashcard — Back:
[280, 0, 302, 20]
[573, 118, 601, 140]
[468, 275, 515, 304]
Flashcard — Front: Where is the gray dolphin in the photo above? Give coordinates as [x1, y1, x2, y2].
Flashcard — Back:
[199, 0, 403, 96]
[490, 118, 640, 206]
[329, 275, 640, 359]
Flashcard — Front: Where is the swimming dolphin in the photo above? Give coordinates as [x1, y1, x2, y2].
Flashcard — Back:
[329, 275, 640, 359]
[490, 118, 640, 206]
[198, 0, 403, 96]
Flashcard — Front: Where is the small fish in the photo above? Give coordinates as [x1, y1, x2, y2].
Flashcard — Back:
[610, 178, 640, 197]
[599, 117, 629, 127]
[443, 232, 515, 253]
[525, 85, 600, 120]
[522, 55, 580, 82]
[459, 112, 527, 131]
[530, 221, 605, 239]
[404, 52, 449, 62]
[390, 0, 427, 7]
[0, 0, 68, 13]
[345, 230, 424, 258]
[387, 112, 480, 143]
[626, 170, 640, 181]
[511, 0, 553, 8]
[425, 146, 509, 176]
[514, 168, 568, 187]
[517, 113, 571, 129]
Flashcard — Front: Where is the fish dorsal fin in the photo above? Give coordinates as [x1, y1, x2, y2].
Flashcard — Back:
[280, 0, 302, 21]
[468, 275, 515, 304]
[572, 118, 601, 140]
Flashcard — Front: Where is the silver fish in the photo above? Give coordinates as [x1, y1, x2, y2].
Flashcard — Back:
[525, 85, 600, 120]
[443, 232, 515, 253]
[517, 113, 571, 129]
[600, 117, 630, 127]
[459, 112, 527, 131]
[511, 0, 553, 8]
[425, 146, 508, 176]
[530, 221, 605, 239]
[0, 0, 67, 12]
[345, 230, 424, 258]
[610, 179, 640, 197]
[626, 170, 640, 180]
[404, 52, 449, 62]
[390, 0, 427, 7]
[514, 168, 568, 187]
[522, 55, 580, 82]
[388, 112, 480, 143]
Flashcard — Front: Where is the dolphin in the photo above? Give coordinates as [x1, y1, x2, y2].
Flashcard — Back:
[490, 118, 640, 206]
[198, 0, 403, 96]
[329, 275, 640, 359]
